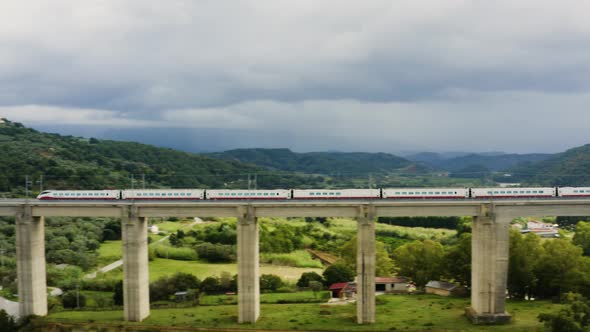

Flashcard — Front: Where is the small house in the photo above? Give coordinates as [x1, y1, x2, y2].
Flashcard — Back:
[425, 281, 464, 297]
[375, 276, 410, 293]
[150, 225, 160, 234]
[329, 282, 349, 298]
[174, 291, 188, 302]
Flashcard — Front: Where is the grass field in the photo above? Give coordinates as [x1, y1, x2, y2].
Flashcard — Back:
[45, 294, 559, 331]
[96, 240, 123, 265]
[200, 290, 330, 305]
[102, 258, 323, 282]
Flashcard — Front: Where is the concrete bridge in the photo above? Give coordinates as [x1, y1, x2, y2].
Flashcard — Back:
[2, 199, 590, 324]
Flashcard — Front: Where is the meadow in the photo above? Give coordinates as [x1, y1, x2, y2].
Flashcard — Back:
[45, 294, 558, 331]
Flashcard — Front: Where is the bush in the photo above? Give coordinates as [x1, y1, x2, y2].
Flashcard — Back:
[149, 273, 201, 302]
[62, 290, 86, 308]
[297, 271, 324, 288]
[323, 263, 354, 287]
[195, 242, 236, 263]
[153, 245, 198, 261]
[201, 276, 221, 293]
[261, 251, 322, 268]
[260, 274, 283, 292]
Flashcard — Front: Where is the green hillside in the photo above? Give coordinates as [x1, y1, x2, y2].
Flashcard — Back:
[207, 148, 423, 175]
[0, 119, 323, 195]
[507, 144, 590, 185]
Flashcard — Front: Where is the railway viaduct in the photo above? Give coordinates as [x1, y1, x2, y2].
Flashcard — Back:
[2, 199, 590, 325]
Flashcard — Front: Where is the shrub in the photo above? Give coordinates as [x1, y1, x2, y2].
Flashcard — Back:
[260, 274, 283, 292]
[323, 263, 354, 287]
[297, 271, 324, 288]
[195, 243, 235, 262]
[62, 290, 86, 308]
[153, 244, 198, 261]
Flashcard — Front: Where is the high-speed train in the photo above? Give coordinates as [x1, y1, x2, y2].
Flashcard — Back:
[36, 187, 590, 200]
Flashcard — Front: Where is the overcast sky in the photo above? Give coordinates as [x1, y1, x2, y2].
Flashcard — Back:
[1, 0, 590, 154]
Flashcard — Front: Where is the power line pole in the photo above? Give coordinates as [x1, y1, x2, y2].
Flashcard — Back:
[25, 175, 32, 198]
[36, 175, 44, 193]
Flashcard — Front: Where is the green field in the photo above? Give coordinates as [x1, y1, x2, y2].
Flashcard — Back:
[45, 294, 559, 331]
[101, 257, 323, 282]
[200, 290, 330, 305]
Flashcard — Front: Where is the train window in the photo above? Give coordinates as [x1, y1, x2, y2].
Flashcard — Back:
[264, 193, 269, 196]
[402, 192, 407, 195]
[187, 193, 192, 196]
[232, 193, 237, 196]
[428, 192, 433, 194]
[322, 192, 328, 195]
[422, 192, 427, 194]
[181, 193, 185, 196]
[174, 193, 179, 196]
[310, 193, 315, 196]
[337, 192, 341, 195]
[435, 192, 440, 194]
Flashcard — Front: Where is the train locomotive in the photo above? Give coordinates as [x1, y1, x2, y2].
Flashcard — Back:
[36, 187, 590, 200]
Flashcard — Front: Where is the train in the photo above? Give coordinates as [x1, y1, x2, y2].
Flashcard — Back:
[36, 187, 590, 200]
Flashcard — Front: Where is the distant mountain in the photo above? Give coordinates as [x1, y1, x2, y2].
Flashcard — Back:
[0, 119, 324, 195]
[507, 144, 590, 186]
[406, 152, 553, 172]
[207, 148, 423, 175]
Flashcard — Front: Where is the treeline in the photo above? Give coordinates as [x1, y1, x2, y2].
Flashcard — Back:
[378, 216, 462, 229]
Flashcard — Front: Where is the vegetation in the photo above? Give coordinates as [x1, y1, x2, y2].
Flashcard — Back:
[43, 294, 564, 331]
[207, 148, 416, 175]
[508, 144, 590, 186]
[0, 120, 325, 195]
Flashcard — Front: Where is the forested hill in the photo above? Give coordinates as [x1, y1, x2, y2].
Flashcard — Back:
[406, 152, 553, 172]
[207, 148, 423, 175]
[507, 144, 590, 186]
[0, 120, 323, 195]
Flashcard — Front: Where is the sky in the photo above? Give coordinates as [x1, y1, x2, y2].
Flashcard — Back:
[1, 0, 590, 154]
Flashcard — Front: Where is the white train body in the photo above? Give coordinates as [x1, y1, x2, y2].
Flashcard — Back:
[206, 189, 291, 200]
[292, 189, 381, 200]
[471, 187, 556, 198]
[382, 188, 468, 199]
[121, 189, 205, 200]
[557, 187, 590, 198]
[37, 190, 120, 200]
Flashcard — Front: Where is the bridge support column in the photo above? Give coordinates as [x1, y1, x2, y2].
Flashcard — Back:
[237, 209, 259, 323]
[16, 207, 47, 317]
[357, 208, 375, 324]
[122, 209, 150, 322]
[467, 211, 511, 324]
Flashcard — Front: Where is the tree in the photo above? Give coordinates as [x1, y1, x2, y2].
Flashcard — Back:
[538, 293, 590, 332]
[113, 280, 124, 305]
[339, 236, 395, 276]
[260, 274, 283, 291]
[201, 276, 221, 293]
[62, 290, 86, 308]
[574, 221, 590, 256]
[508, 231, 543, 299]
[443, 233, 471, 286]
[393, 239, 445, 287]
[0, 310, 16, 332]
[323, 263, 354, 287]
[297, 271, 324, 288]
[536, 239, 585, 299]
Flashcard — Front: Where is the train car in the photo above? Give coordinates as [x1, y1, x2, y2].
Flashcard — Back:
[557, 187, 590, 198]
[292, 189, 381, 199]
[121, 189, 205, 200]
[206, 189, 291, 200]
[471, 187, 556, 199]
[382, 188, 469, 199]
[37, 190, 120, 200]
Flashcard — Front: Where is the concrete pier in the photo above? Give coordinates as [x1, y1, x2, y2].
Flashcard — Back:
[356, 208, 376, 324]
[15, 206, 47, 317]
[466, 211, 511, 324]
[122, 208, 150, 322]
[237, 208, 260, 323]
